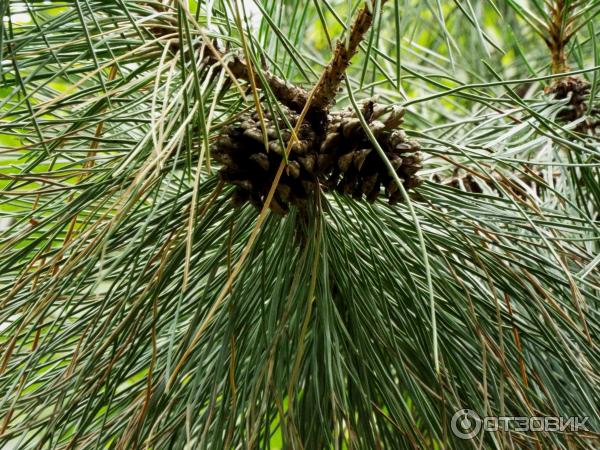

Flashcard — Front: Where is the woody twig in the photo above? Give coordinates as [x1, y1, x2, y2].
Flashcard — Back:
[147, 1, 385, 117]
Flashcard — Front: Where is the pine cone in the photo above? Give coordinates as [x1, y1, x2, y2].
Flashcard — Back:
[545, 76, 591, 122]
[319, 99, 423, 204]
[212, 105, 320, 215]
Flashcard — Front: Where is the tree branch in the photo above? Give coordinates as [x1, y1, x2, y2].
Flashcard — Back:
[310, 0, 387, 110]
[146, 1, 385, 116]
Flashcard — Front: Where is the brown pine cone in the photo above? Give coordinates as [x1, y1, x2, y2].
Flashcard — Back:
[319, 99, 422, 204]
[212, 105, 320, 215]
[545, 76, 591, 122]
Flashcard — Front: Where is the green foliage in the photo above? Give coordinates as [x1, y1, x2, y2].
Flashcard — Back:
[1, 1, 599, 449]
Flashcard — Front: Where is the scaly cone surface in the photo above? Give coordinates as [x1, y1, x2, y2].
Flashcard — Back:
[212, 99, 422, 214]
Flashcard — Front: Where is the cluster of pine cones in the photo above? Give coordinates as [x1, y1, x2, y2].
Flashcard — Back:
[212, 99, 422, 214]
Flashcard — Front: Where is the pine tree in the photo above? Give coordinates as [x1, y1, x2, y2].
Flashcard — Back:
[0, 1, 599, 449]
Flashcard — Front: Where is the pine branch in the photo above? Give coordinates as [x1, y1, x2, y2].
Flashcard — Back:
[3, 2, 600, 448]
[310, 0, 388, 110]
[546, 0, 572, 74]
[148, 1, 386, 115]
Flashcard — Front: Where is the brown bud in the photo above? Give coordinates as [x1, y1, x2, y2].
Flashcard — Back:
[280, 130, 292, 141]
[371, 103, 388, 120]
[362, 100, 375, 122]
[213, 151, 236, 167]
[243, 128, 264, 143]
[250, 153, 270, 171]
[291, 140, 308, 154]
[369, 120, 385, 136]
[383, 106, 405, 129]
[404, 176, 422, 190]
[401, 164, 422, 177]
[401, 153, 421, 166]
[231, 179, 253, 191]
[390, 130, 408, 147]
[342, 118, 362, 137]
[286, 161, 301, 178]
[395, 143, 412, 152]
[298, 155, 316, 174]
[240, 120, 256, 130]
[338, 152, 354, 172]
[215, 135, 236, 151]
[409, 140, 420, 152]
[268, 141, 283, 154]
[320, 132, 342, 152]
[366, 186, 380, 203]
[387, 180, 399, 195]
[353, 149, 371, 171]
[389, 154, 403, 171]
[267, 127, 278, 140]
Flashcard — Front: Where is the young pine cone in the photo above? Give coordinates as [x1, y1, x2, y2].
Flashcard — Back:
[212, 105, 320, 215]
[320, 99, 423, 204]
[545, 76, 591, 122]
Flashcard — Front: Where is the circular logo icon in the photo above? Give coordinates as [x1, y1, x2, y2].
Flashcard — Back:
[451, 409, 482, 440]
